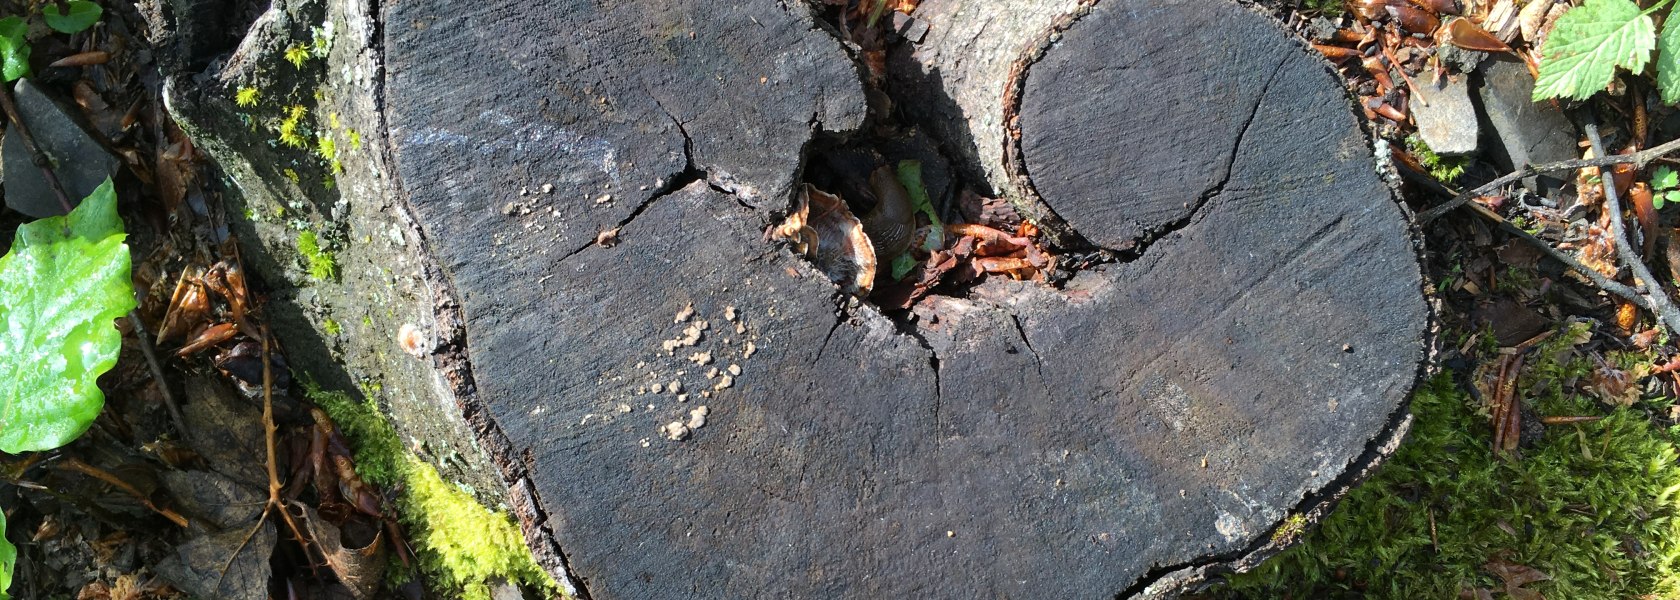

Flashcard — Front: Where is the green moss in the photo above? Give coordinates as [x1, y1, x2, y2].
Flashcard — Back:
[296, 230, 339, 281]
[308, 387, 560, 600]
[277, 104, 309, 149]
[1217, 344, 1680, 598]
[322, 318, 342, 336]
[234, 86, 261, 108]
[1406, 134, 1471, 184]
[1271, 514, 1308, 545]
[284, 43, 311, 69]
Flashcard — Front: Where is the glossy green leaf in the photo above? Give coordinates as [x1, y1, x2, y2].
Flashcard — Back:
[0, 179, 133, 453]
[1533, 0, 1654, 101]
[0, 16, 28, 82]
[0, 509, 12, 600]
[42, 0, 102, 34]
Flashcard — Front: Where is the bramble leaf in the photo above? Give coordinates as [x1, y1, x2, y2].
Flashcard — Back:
[0, 16, 28, 82]
[1533, 0, 1655, 101]
[0, 179, 134, 453]
[42, 0, 102, 34]
[1659, 9, 1680, 104]
[1654, 166, 1678, 190]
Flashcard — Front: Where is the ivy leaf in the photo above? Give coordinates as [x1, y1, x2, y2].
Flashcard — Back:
[1654, 166, 1679, 190]
[0, 16, 28, 82]
[0, 179, 133, 453]
[1533, 0, 1655, 101]
[42, 0, 102, 34]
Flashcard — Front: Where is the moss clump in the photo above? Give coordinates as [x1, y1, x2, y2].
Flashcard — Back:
[1406, 134, 1471, 184]
[322, 318, 342, 336]
[284, 43, 311, 69]
[296, 230, 338, 281]
[310, 388, 560, 600]
[1216, 362, 1680, 598]
[234, 86, 260, 108]
[277, 104, 309, 149]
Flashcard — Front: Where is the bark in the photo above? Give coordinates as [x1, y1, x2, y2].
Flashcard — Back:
[141, 0, 1431, 597]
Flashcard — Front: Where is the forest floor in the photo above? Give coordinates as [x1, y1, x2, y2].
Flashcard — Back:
[3, 0, 1680, 599]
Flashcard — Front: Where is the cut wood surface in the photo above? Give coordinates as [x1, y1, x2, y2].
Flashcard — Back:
[162, 0, 1431, 596]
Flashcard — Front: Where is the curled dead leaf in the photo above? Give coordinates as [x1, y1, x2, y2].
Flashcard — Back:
[1439, 17, 1511, 53]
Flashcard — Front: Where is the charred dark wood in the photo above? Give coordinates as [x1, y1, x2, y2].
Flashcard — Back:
[150, 0, 1431, 597]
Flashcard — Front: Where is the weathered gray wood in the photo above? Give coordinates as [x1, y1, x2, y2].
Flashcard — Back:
[151, 0, 1430, 596]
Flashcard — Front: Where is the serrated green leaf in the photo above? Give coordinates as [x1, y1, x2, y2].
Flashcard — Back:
[0, 16, 28, 82]
[1654, 166, 1679, 190]
[0, 179, 133, 453]
[1533, 0, 1655, 101]
[42, 0, 101, 34]
[1659, 10, 1680, 103]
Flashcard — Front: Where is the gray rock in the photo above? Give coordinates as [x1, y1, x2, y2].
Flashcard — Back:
[1411, 72, 1479, 156]
[1, 79, 118, 218]
[1476, 57, 1577, 195]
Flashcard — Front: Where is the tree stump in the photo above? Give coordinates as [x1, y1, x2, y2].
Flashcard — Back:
[151, 0, 1430, 596]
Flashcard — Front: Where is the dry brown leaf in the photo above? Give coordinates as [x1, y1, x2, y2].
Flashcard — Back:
[1484, 558, 1551, 600]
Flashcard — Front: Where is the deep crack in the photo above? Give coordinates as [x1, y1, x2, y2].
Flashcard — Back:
[1008, 314, 1052, 399]
[1108, 53, 1287, 264]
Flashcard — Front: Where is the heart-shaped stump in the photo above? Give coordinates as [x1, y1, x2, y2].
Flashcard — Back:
[380, 0, 1429, 596]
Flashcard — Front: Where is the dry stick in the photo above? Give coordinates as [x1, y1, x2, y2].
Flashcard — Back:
[56, 457, 189, 527]
[215, 331, 313, 590]
[1416, 135, 1680, 224]
[0, 83, 186, 435]
[1582, 118, 1680, 335]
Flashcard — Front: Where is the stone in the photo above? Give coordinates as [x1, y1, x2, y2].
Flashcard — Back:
[1476, 57, 1578, 195]
[2, 79, 118, 218]
[1411, 72, 1479, 156]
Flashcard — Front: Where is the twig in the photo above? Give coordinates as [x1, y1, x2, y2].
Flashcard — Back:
[1416, 136, 1680, 224]
[1582, 118, 1680, 336]
[126, 312, 186, 436]
[0, 85, 74, 215]
[55, 457, 188, 527]
[1401, 160, 1652, 310]
[214, 329, 313, 590]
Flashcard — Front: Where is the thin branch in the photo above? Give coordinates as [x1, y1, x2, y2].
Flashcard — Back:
[1416, 135, 1680, 224]
[1582, 118, 1680, 335]
[0, 85, 74, 215]
[56, 457, 189, 527]
[126, 312, 186, 436]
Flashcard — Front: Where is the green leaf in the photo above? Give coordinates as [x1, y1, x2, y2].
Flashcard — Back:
[895, 160, 944, 252]
[1659, 9, 1680, 103]
[0, 509, 11, 600]
[1654, 166, 1679, 190]
[1666, 189, 1680, 207]
[1657, 193, 1668, 210]
[890, 252, 918, 281]
[0, 16, 28, 82]
[1533, 0, 1655, 101]
[42, 0, 102, 34]
[0, 179, 133, 453]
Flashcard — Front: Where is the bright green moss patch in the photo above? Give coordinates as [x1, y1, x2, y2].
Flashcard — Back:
[1216, 367, 1680, 599]
[310, 387, 559, 600]
[234, 86, 260, 108]
[296, 230, 338, 281]
[1405, 134, 1470, 184]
